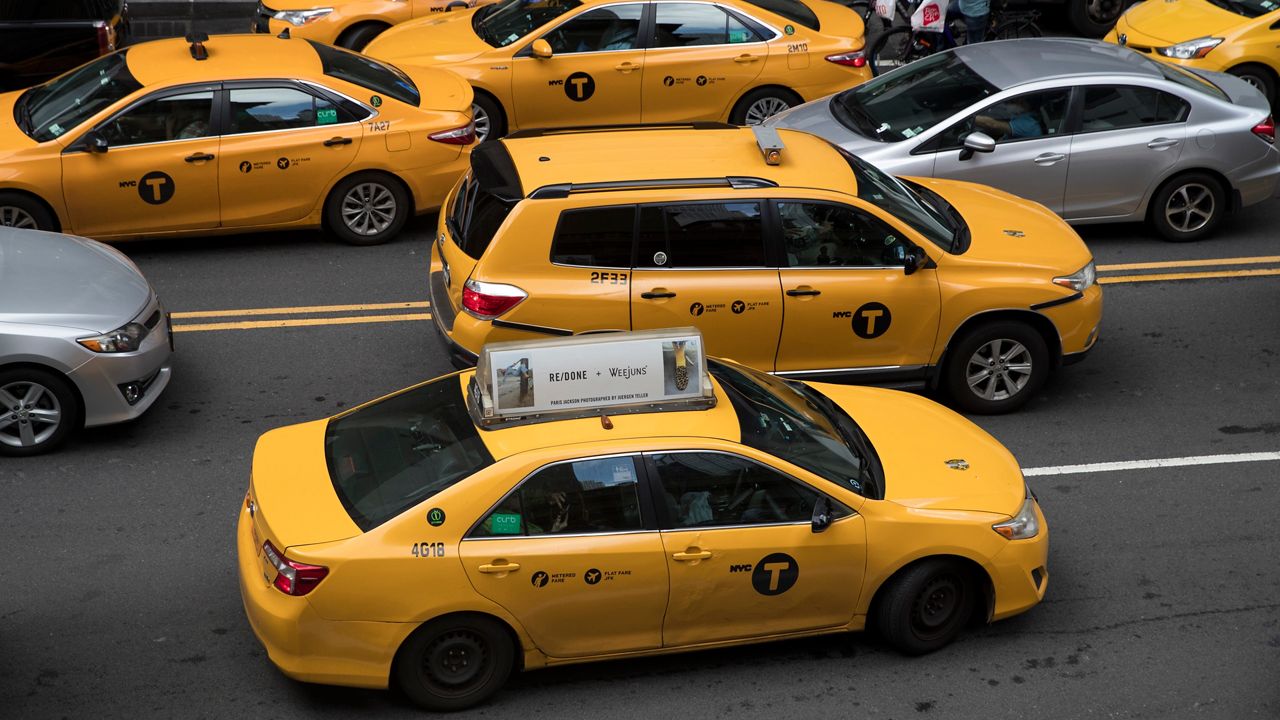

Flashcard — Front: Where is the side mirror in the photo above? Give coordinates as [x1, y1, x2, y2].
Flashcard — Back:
[957, 131, 995, 161]
[84, 131, 109, 153]
[811, 496, 831, 534]
[531, 39, 553, 59]
[903, 246, 928, 276]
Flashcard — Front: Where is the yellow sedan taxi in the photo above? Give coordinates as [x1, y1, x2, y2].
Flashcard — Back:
[429, 124, 1103, 415]
[1107, 0, 1280, 105]
[251, 0, 498, 50]
[239, 330, 1048, 711]
[364, 0, 872, 141]
[0, 34, 474, 245]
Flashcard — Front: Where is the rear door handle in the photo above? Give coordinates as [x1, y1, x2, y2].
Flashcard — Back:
[786, 287, 821, 297]
[477, 562, 520, 574]
[1032, 152, 1066, 165]
[1147, 137, 1179, 150]
[641, 290, 676, 299]
[671, 550, 712, 561]
[615, 61, 640, 73]
[733, 54, 760, 63]
[184, 152, 214, 163]
[324, 136, 353, 146]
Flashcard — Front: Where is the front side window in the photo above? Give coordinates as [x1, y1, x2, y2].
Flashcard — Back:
[778, 201, 911, 267]
[651, 452, 821, 528]
[16, 51, 142, 142]
[472, 456, 644, 537]
[551, 205, 635, 267]
[635, 201, 765, 268]
[1080, 86, 1190, 133]
[473, 0, 583, 48]
[543, 4, 644, 53]
[653, 3, 759, 47]
[96, 91, 214, 147]
[308, 40, 419, 107]
[227, 87, 347, 134]
[933, 89, 1071, 149]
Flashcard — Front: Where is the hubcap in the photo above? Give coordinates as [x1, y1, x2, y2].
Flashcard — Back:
[1165, 182, 1215, 234]
[422, 630, 490, 696]
[340, 183, 397, 237]
[0, 381, 62, 449]
[966, 338, 1032, 402]
[1086, 0, 1122, 23]
[0, 205, 37, 229]
[912, 575, 961, 637]
[1239, 74, 1265, 91]
[744, 96, 791, 125]
[472, 103, 491, 142]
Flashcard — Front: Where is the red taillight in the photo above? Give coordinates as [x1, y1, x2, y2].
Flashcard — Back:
[1252, 116, 1274, 143]
[262, 541, 328, 596]
[461, 278, 527, 319]
[95, 21, 112, 55]
[825, 51, 867, 68]
[430, 122, 477, 145]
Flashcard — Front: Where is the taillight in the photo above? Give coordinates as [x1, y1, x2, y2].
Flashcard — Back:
[262, 541, 328, 596]
[95, 21, 112, 55]
[825, 50, 867, 68]
[1252, 116, 1274, 143]
[430, 122, 476, 145]
[461, 278, 527, 319]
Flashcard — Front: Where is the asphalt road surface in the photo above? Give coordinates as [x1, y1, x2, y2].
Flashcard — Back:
[2, 203, 1279, 719]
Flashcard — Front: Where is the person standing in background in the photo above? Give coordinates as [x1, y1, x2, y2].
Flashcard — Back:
[954, 0, 989, 44]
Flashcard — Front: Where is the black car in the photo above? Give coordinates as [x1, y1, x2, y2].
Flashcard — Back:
[0, 0, 131, 91]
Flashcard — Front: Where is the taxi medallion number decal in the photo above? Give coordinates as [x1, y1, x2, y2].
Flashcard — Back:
[411, 542, 445, 558]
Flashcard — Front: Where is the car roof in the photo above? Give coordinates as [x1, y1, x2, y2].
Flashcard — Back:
[956, 38, 1167, 90]
[124, 34, 324, 87]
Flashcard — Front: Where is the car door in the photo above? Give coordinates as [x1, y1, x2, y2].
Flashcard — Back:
[60, 85, 221, 237]
[629, 199, 783, 371]
[648, 451, 866, 647]
[1062, 84, 1189, 220]
[926, 88, 1074, 213]
[459, 454, 669, 658]
[641, 2, 769, 123]
[510, 3, 647, 129]
[217, 83, 363, 227]
[773, 199, 941, 374]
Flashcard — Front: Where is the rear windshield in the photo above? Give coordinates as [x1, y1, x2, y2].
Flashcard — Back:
[741, 0, 819, 30]
[449, 172, 517, 260]
[1151, 61, 1229, 102]
[0, 0, 115, 20]
[832, 51, 996, 143]
[308, 40, 419, 107]
[15, 51, 141, 142]
[325, 376, 493, 531]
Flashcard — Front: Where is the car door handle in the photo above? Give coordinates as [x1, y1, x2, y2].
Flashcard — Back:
[786, 287, 822, 297]
[615, 61, 640, 73]
[184, 152, 214, 163]
[733, 54, 760, 63]
[640, 289, 676, 299]
[323, 136, 353, 146]
[1032, 152, 1066, 165]
[671, 550, 712, 561]
[1147, 137, 1180, 150]
[477, 562, 520, 574]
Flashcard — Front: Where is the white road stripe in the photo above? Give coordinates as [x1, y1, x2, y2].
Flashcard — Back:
[1023, 451, 1280, 477]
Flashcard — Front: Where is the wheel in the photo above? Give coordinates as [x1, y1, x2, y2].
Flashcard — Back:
[870, 27, 932, 76]
[471, 92, 505, 143]
[0, 367, 79, 457]
[335, 22, 388, 51]
[1148, 172, 1226, 243]
[874, 559, 975, 655]
[1065, 0, 1124, 37]
[324, 172, 410, 246]
[730, 87, 801, 126]
[0, 192, 56, 231]
[395, 615, 514, 712]
[992, 16, 1041, 41]
[1228, 63, 1276, 107]
[943, 321, 1049, 414]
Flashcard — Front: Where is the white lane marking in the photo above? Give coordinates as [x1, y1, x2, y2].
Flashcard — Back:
[1023, 451, 1280, 477]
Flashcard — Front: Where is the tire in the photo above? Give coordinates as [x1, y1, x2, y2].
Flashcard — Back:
[729, 87, 801, 126]
[471, 91, 505, 143]
[992, 17, 1041, 41]
[870, 27, 931, 76]
[874, 559, 975, 656]
[323, 172, 411, 246]
[0, 367, 79, 457]
[0, 191, 57, 231]
[1065, 0, 1125, 37]
[943, 320, 1049, 415]
[1147, 171, 1227, 243]
[1227, 63, 1276, 107]
[395, 615, 515, 712]
[335, 22, 388, 51]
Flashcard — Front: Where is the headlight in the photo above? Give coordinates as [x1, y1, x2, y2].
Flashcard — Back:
[1157, 37, 1222, 60]
[993, 497, 1040, 540]
[273, 8, 333, 25]
[1053, 261, 1096, 291]
[78, 322, 149, 353]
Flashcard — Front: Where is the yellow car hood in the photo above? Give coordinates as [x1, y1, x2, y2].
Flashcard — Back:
[364, 11, 492, 66]
[251, 420, 361, 551]
[812, 383, 1026, 516]
[1120, 0, 1247, 44]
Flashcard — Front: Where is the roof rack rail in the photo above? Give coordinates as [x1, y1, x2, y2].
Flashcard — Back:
[505, 122, 737, 140]
[528, 176, 777, 199]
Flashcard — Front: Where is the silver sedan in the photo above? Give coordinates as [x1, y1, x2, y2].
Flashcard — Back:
[767, 38, 1280, 242]
[0, 227, 173, 455]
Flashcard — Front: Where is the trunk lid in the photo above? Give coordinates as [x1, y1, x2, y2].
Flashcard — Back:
[397, 64, 474, 113]
[250, 420, 361, 553]
[364, 10, 491, 66]
[804, 0, 865, 44]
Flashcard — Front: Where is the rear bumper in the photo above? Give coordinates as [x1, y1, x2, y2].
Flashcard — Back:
[988, 501, 1050, 621]
[429, 270, 478, 369]
[403, 154, 472, 215]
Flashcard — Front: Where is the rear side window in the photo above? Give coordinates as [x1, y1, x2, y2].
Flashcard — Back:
[550, 206, 635, 267]
[471, 456, 644, 537]
[635, 202, 765, 268]
[653, 3, 761, 47]
[226, 87, 352, 134]
[1080, 86, 1190, 133]
[308, 40, 419, 107]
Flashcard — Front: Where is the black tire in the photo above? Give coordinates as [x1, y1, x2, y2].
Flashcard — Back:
[0, 191, 57, 231]
[729, 87, 801, 125]
[1227, 63, 1276, 107]
[870, 27, 931, 76]
[1147, 171, 1227, 243]
[335, 22, 388, 51]
[1065, 0, 1125, 37]
[323, 172, 411, 246]
[874, 559, 975, 655]
[395, 615, 515, 712]
[0, 367, 80, 457]
[471, 91, 506, 143]
[943, 320, 1049, 415]
[992, 16, 1041, 41]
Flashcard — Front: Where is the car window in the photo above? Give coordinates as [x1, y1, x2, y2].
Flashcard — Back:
[543, 4, 644, 53]
[933, 89, 1071, 149]
[17, 51, 142, 142]
[307, 40, 419, 107]
[635, 201, 765, 268]
[226, 87, 349, 134]
[651, 452, 821, 528]
[474, 0, 584, 48]
[551, 205, 635, 267]
[654, 3, 759, 47]
[1080, 86, 1190, 133]
[472, 456, 644, 537]
[96, 91, 214, 147]
[838, 148, 956, 251]
[778, 202, 911, 267]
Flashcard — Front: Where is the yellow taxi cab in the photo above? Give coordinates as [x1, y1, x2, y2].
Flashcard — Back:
[428, 124, 1103, 415]
[1107, 0, 1280, 105]
[0, 33, 474, 246]
[251, 0, 499, 50]
[238, 329, 1049, 711]
[363, 0, 872, 141]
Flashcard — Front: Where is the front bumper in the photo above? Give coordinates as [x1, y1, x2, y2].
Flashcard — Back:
[988, 500, 1050, 621]
[69, 304, 174, 428]
[1040, 283, 1103, 360]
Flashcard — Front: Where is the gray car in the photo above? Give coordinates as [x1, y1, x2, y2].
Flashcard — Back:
[0, 227, 172, 455]
[767, 38, 1280, 242]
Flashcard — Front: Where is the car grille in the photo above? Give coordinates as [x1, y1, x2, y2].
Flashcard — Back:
[254, 2, 274, 33]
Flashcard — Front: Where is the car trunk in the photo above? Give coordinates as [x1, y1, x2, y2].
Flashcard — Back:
[439, 140, 523, 312]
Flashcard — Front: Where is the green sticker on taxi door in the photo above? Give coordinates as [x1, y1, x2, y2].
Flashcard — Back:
[489, 513, 522, 535]
[317, 107, 338, 125]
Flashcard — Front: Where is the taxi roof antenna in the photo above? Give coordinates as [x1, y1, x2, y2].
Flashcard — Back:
[186, 31, 209, 61]
[277, 27, 291, 39]
[752, 125, 785, 166]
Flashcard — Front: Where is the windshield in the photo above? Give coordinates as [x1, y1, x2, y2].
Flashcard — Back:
[16, 51, 141, 142]
[325, 375, 494, 531]
[838, 147, 957, 251]
[473, 0, 583, 48]
[1204, 0, 1277, 17]
[832, 52, 997, 143]
[709, 359, 883, 499]
[308, 41, 419, 107]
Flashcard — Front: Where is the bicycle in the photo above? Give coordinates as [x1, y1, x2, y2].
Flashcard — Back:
[844, 0, 921, 40]
[869, 0, 1041, 76]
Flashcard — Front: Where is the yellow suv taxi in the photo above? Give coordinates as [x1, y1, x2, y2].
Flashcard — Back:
[0, 34, 474, 245]
[239, 330, 1048, 711]
[364, 0, 871, 141]
[429, 124, 1103, 415]
[251, 0, 498, 50]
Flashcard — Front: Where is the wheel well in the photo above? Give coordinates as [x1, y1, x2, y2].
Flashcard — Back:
[323, 170, 416, 228]
[0, 189, 63, 232]
[0, 361, 85, 429]
[336, 20, 391, 48]
[1227, 62, 1277, 84]
[731, 84, 803, 119]
[390, 611, 525, 689]
[1147, 168, 1235, 218]
[470, 87, 507, 133]
[867, 555, 995, 630]
[937, 309, 1062, 383]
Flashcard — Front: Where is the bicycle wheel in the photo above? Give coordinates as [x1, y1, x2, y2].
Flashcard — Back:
[871, 27, 935, 75]
[991, 15, 1041, 40]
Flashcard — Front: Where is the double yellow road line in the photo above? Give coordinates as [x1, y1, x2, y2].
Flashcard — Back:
[1098, 255, 1280, 284]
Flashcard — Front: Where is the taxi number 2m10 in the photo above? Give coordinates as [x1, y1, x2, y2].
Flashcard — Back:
[411, 542, 446, 558]
[590, 272, 628, 285]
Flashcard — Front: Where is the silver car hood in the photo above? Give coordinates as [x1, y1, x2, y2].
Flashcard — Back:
[766, 96, 904, 163]
[0, 228, 151, 334]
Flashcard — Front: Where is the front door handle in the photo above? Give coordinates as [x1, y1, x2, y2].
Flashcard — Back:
[324, 136, 353, 146]
[1147, 137, 1180, 150]
[641, 289, 676, 299]
[615, 61, 640, 73]
[184, 152, 214, 163]
[733, 54, 760, 63]
[1032, 152, 1066, 165]
[786, 287, 822, 297]
[671, 550, 712, 562]
[477, 561, 521, 574]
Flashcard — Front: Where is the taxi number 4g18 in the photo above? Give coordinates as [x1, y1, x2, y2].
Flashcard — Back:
[411, 542, 446, 558]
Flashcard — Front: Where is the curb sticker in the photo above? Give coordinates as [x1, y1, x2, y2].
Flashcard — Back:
[427, 508, 446, 526]
[852, 302, 891, 339]
[751, 553, 798, 595]
[317, 107, 338, 125]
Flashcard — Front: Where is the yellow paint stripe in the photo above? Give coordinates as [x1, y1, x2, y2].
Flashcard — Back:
[1098, 255, 1280, 272]
[171, 301, 429, 320]
[1099, 268, 1280, 285]
[173, 313, 432, 333]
